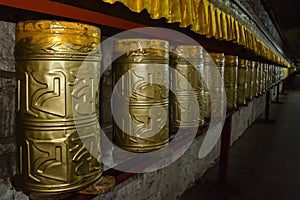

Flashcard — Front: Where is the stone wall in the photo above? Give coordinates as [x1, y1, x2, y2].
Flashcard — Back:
[271, 81, 284, 101]
[97, 132, 222, 200]
[0, 21, 16, 138]
[0, 21, 28, 200]
[97, 95, 266, 200]
[231, 95, 266, 145]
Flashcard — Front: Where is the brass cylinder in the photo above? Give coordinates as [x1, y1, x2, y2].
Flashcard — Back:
[224, 55, 238, 109]
[269, 64, 273, 88]
[276, 66, 279, 83]
[253, 61, 259, 97]
[13, 20, 102, 193]
[246, 60, 254, 101]
[112, 39, 169, 152]
[237, 59, 248, 105]
[265, 64, 270, 90]
[261, 63, 266, 93]
[270, 65, 273, 87]
[277, 66, 282, 82]
[274, 65, 277, 84]
[203, 52, 225, 119]
[274, 66, 278, 83]
[268, 64, 272, 87]
[257, 62, 262, 95]
[275, 66, 278, 83]
[271, 65, 276, 86]
[170, 45, 204, 128]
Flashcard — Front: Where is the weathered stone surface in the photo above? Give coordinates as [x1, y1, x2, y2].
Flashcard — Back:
[0, 181, 28, 200]
[0, 153, 16, 180]
[231, 103, 253, 145]
[0, 85, 16, 138]
[0, 21, 16, 88]
[270, 82, 284, 101]
[0, 20, 24, 200]
[231, 94, 266, 145]
[0, 20, 16, 139]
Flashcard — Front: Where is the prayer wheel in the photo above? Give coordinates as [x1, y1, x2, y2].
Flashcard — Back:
[270, 64, 274, 88]
[203, 52, 225, 119]
[274, 65, 277, 84]
[246, 60, 254, 101]
[261, 63, 266, 93]
[112, 39, 169, 152]
[13, 20, 102, 193]
[276, 66, 279, 83]
[170, 45, 204, 129]
[224, 55, 238, 109]
[271, 65, 276, 86]
[265, 64, 270, 90]
[253, 61, 259, 97]
[237, 59, 248, 105]
[268, 64, 273, 88]
[277, 66, 282, 82]
[256, 62, 261, 95]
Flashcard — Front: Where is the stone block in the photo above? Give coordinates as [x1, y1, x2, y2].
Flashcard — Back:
[0, 84, 16, 138]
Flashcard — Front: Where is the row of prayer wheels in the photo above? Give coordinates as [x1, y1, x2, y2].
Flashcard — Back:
[13, 20, 286, 194]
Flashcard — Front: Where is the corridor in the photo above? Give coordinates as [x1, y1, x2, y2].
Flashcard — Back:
[180, 74, 300, 200]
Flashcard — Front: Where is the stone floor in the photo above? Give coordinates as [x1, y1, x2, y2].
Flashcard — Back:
[180, 74, 300, 200]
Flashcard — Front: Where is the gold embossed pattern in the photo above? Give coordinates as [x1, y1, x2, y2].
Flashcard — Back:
[170, 45, 204, 128]
[253, 61, 260, 97]
[237, 59, 248, 105]
[15, 20, 101, 59]
[246, 60, 254, 100]
[203, 52, 225, 119]
[261, 63, 267, 93]
[266, 64, 272, 90]
[224, 55, 238, 109]
[13, 20, 102, 193]
[114, 39, 168, 62]
[257, 62, 263, 95]
[112, 39, 169, 152]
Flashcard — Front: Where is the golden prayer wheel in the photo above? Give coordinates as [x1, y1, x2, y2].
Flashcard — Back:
[253, 61, 259, 97]
[257, 62, 262, 95]
[275, 66, 279, 83]
[224, 55, 238, 109]
[246, 60, 254, 101]
[265, 64, 270, 90]
[261, 63, 266, 93]
[271, 65, 276, 86]
[277, 66, 282, 82]
[237, 59, 248, 105]
[269, 65, 273, 87]
[203, 52, 225, 119]
[267, 64, 273, 88]
[274, 66, 278, 83]
[276, 66, 279, 83]
[13, 20, 102, 193]
[170, 45, 204, 128]
[112, 39, 169, 152]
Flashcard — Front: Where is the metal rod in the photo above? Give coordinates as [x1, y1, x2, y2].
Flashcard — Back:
[219, 115, 232, 187]
[265, 90, 270, 120]
[276, 82, 280, 102]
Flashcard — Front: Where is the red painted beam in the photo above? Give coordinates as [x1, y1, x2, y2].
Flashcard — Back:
[0, 0, 145, 30]
[0, 0, 197, 43]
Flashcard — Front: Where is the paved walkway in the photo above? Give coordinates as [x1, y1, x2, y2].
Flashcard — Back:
[180, 74, 300, 200]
